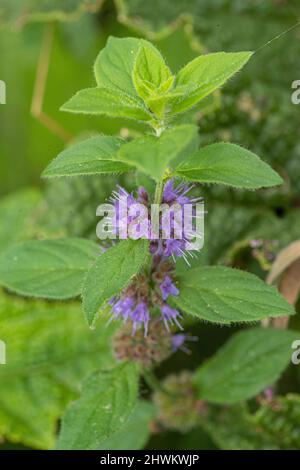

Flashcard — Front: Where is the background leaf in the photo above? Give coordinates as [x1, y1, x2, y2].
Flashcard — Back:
[0, 188, 42, 254]
[194, 328, 299, 404]
[0, 291, 116, 449]
[57, 362, 139, 450]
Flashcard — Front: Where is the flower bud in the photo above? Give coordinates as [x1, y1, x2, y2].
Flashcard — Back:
[153, 371, 206, 431]
[112, 320, 173, 367]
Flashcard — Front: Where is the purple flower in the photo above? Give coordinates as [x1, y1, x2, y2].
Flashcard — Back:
[107, 180, 202, 261]
[172, 333, 198, 354]
[161, 304, 183, 331]
[163, 180, 194, 205]
[105, 180, 204, 335]
[131, 301, 150, 335]
[110, 297, 150, 336]
[160, 275, 179, 300]
[110, 297, 135, 320]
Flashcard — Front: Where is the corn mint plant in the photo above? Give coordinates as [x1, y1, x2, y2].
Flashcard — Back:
[0, 37, 296, 450]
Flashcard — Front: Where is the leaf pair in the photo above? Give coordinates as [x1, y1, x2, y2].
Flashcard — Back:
[61, 36, 253, 126]
[43, 127, 282, 189]
[0, 240, 294, 328]
[0, 238, 149, 327]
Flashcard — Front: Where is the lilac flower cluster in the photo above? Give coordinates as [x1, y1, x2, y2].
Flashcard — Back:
[109, 179, 202, 264]
[108, 179, 201, 336]
[109, 259, 182, 335]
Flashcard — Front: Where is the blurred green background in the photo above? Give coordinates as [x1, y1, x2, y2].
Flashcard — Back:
[0, 0, 300, 451]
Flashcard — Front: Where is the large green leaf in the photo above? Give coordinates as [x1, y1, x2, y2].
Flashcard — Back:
[57, 363, 139, 450]
[61, 87, 153, 122]
[0, 238, 99, 299]
[118, 125, 199, 181]
[173, 266, 294, 324]
[42, 135, 131, 178]
[98, 401, 155, 450]
[0, 292, 116, 449]
[194, 328, 299, 404]
[0, 188, 41, 254]
[170, 51, 252, 114]
[174, 143, 283, 189]
[82, 239, 149, 326]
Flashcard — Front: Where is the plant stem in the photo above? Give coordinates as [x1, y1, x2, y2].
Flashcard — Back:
[143, 370, 180, 398]
[143, 370, 163, 391]
[154, 179, 164, 205]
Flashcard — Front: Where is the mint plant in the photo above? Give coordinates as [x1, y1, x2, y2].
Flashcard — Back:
[0, 36, 297, 450]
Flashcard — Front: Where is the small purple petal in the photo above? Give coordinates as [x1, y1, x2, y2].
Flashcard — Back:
[160, 275, 179, 300]
[131, 301, 150, 335]
[161, 304, 183, 331]
[172, 333, 198, 353]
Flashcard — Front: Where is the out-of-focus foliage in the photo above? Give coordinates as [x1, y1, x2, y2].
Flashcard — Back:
[0, 293, 116, 449]
[0, 6, 204, 196]
[0, 0, 104, 26]
[201, 394, 300, 450]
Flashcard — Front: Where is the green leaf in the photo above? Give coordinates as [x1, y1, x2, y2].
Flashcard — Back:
[61, 87, 153, 122]
[57, 363, 139, 450]
[194, 328, 299, 404]
[174, 143, 282, 189]
[98, 401, 155, 450]
[42, 135, 132, 178]
[135, 172, 156, 197]
[0, 292, 116, 449]
[170, 51, 253, 114]
[118, 125, 199, 181]
[173, 266, 294, 324]
[199, 404, 262, 450]
[0, 238, 99, 299]
[251, 394, 300, 449]
[0, 188, 42, 254]
[133, 44, 174, 116]
[82, 239, 149, 326]
[94, 36, 154, 96]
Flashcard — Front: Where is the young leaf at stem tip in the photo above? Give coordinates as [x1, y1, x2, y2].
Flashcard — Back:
[169, 51, 253, 115]
[118, 124, 199, 182]
[133, 44, 174, 118]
